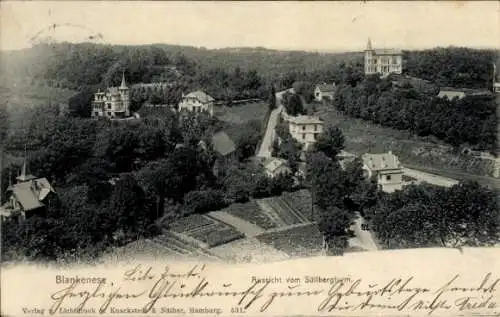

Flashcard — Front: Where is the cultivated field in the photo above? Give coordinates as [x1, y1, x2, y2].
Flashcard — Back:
[224, 200, 277, 230]
[169, 214, 244, 248]
[256, 223, 325, 258]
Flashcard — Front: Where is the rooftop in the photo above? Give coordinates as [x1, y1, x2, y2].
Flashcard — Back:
[316, 83, 336, 93]
[288, 115, 323, 125]
[264, 157, 290, 173]
[372, 48, 403, 55]
[7, 178, 55, 211]
[184, 90, 215, 103]
[362, 151, 402, 171]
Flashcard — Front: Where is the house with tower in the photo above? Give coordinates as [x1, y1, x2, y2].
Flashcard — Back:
[0, 152, 57, 222]
[91, 72, 130, 119]
[364, 38, 403, 77]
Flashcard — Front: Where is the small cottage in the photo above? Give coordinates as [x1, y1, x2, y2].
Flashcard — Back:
[211, 131, 237, 177]
[314, 83, 336, 102]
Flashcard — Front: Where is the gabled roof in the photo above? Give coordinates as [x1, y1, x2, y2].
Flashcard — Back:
[438, 90, 466, 99]
[288, 115, 323, 125]
[362, 152, 401, 172]
[184, 90, 215, 104]
[7, 178, 56, 211]
[264, 158, 290, 173]
[212, 131, 236, 156]
[316, 83, 336, 93]
[108, 87, 121, 95]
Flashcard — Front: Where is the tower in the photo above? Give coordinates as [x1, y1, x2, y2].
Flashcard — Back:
[365, 38, 374, 75]
[119, 71, 130, 117]
[16, 145, 36, 183]
[493, 62, 497, 91]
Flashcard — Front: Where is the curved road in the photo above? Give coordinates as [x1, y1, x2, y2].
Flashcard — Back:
[257, 89, 292, 158]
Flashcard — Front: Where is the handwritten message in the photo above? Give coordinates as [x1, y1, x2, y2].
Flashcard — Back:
[15, 264, 499, 316]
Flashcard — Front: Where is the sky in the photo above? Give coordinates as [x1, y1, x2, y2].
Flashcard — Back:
[1, 1, 499, 52]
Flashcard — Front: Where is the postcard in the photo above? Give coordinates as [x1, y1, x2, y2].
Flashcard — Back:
[0, 1, 499, 317]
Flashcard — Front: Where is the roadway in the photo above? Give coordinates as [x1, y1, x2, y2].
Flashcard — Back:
[256, 89, 292, 158]
[403, 167, 459, 188]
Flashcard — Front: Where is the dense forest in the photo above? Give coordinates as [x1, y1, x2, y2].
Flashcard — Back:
[403, 47, 498, 90]
[0, 104, 297, 261]
[0, 43, 363, 104]
[334, 75, 498, 152]
[1, 43, 499, 260]
[367, 182, 499, 249]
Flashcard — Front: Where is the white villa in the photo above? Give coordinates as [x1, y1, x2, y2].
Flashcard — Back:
[178, 90, 215, 116]
[364, 38, 403, 77]
[92, 73, 130, 119]
[362, 151, 404, 193]
[287, 115, 324, 151]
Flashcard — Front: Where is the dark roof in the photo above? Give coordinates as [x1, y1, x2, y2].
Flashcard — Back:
[7, 178, 55, 211]
[211, 131, 236, 156]
[316, 83, 336, 93]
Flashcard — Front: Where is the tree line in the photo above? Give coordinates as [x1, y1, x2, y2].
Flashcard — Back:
[366, 181, 499, 249]
[334, 75, 497, 151]
[404, 47, 497, 90]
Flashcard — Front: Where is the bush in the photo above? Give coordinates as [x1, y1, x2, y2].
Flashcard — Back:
[183, 189, 228, 215]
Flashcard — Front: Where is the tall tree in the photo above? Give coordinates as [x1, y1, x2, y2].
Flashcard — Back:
[313, 126, 345, 160]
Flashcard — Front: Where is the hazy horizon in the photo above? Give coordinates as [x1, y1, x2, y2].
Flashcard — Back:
[1, 1, 499, 52]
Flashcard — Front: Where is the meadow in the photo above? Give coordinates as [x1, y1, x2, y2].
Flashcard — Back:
[315, 102, 499, 186]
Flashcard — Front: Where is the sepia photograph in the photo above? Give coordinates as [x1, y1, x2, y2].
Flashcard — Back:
[0, 1, 499, 316]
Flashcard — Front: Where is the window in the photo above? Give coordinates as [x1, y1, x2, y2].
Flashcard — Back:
[107, 112, 112, 117]
[302, 134, 306, 140]
[314, 125, 318, 131]
[107, 103, 111, 109]
[94, 112, 99, 116]
[302, 126, 306, 131]
[386, 175, 392, 181]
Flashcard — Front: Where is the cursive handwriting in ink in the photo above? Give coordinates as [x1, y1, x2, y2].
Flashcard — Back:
[123, 265, 155, 282]
[49, 280, 144, 315]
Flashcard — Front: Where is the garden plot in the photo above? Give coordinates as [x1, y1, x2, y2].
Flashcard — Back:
[169, 214, 244, 248]
[256, 223, 325, 257]
[224, 201, 277, 230]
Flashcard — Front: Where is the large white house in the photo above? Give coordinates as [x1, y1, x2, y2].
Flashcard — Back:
[362, 151, 403, 193]
[92, 73, 130, 119]
[178, 90, 215, 116]
[287, 115, 324, 150]
[364, 38, 403, 77]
